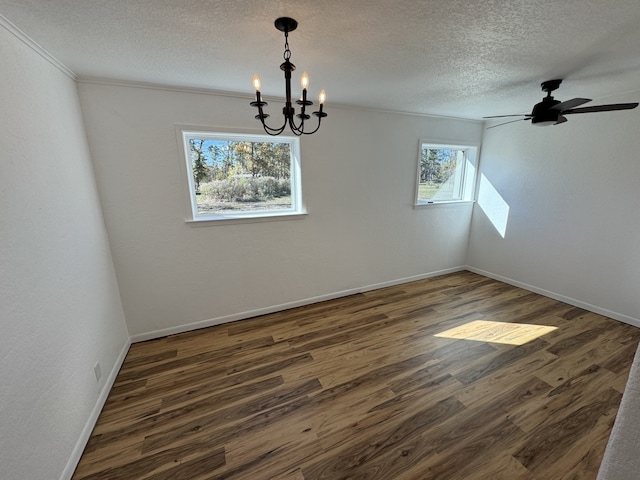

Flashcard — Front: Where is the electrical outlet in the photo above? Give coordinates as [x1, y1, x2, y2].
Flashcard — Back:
[94, 362, 102, 383]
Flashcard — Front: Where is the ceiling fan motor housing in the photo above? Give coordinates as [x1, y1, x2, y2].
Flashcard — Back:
[531, 97, 561, 125]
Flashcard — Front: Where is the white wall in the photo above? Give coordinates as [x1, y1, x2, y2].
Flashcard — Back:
[468, 93, 640, 325]
[0, 23, 129, 480]
[77, 82, 484, 338]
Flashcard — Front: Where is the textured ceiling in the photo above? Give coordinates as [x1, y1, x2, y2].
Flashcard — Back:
[3, 0, 640, 119]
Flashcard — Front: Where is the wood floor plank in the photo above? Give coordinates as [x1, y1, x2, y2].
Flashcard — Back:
[513, 387, 622, 473]
[513, 365, 618, 433]
[72, 271, 639, 479]
[301, 395, 467, 480]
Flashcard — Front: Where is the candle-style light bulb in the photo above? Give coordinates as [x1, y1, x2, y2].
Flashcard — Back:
[252, 75, 261, 92]
[300, 72, 309, 90]
[318, 90, 326, 105]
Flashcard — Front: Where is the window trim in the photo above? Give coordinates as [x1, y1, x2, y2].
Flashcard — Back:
[414, 141, 479, 207]
[176, 125, 306, 224]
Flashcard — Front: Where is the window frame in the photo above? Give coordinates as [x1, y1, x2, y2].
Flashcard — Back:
[177, 126, 306, 224]
[414, 141, 479, 207]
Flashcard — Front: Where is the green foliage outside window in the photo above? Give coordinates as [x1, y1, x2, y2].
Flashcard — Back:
[189, 139, 293, 213]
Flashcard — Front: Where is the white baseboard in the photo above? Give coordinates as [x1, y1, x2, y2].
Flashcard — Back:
[60, 338, 131, 480]
[466, 266, 640, 328]
[129, 266, 466, 343]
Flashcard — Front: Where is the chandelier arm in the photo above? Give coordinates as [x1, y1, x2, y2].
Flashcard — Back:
[287, 115, 325, 136]
[262, 126, 287, 137]
[260, 117, 288, 136]
[299, 117, 323, 135]
[288, 117, 306, 136]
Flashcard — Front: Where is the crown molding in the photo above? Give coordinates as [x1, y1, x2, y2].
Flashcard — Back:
[0, 13, 76, 80]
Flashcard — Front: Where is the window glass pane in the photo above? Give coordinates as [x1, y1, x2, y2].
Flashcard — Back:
[417, 147, 466, 202]
[182, 132, 300, 219]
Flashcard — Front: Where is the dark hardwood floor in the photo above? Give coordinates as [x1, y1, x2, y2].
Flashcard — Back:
[72, 271, 640, 479]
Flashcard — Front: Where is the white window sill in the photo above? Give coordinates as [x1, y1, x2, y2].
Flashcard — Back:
[414, 200, 475, 209]
[186, 210, 308, 227]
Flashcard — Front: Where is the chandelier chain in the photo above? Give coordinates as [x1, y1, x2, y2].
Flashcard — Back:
[283, 32, 291, 61]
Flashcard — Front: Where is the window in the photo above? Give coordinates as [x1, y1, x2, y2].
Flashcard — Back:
[415, 142, 478, 205]
[179, 129, 304, 222]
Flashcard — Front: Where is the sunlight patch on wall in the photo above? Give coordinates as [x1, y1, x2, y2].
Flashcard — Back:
[434, 320, 558, 345]
[477, 174, 510, 238]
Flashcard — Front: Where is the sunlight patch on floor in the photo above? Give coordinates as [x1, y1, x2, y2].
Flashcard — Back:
[435, 320, 558, 345]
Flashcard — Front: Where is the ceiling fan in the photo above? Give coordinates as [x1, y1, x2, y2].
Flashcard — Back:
[484, 79, 639, 128]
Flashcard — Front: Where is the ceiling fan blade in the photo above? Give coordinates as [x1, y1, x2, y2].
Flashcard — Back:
[555, 115, 568, 125]
[483, 114, 528, 119]
[486, 118, 530, 129]
[550, 97, 591, 111]
[563, 103, 639, 114]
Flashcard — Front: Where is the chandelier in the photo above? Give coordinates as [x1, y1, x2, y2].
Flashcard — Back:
[250, 17, 327, 136]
